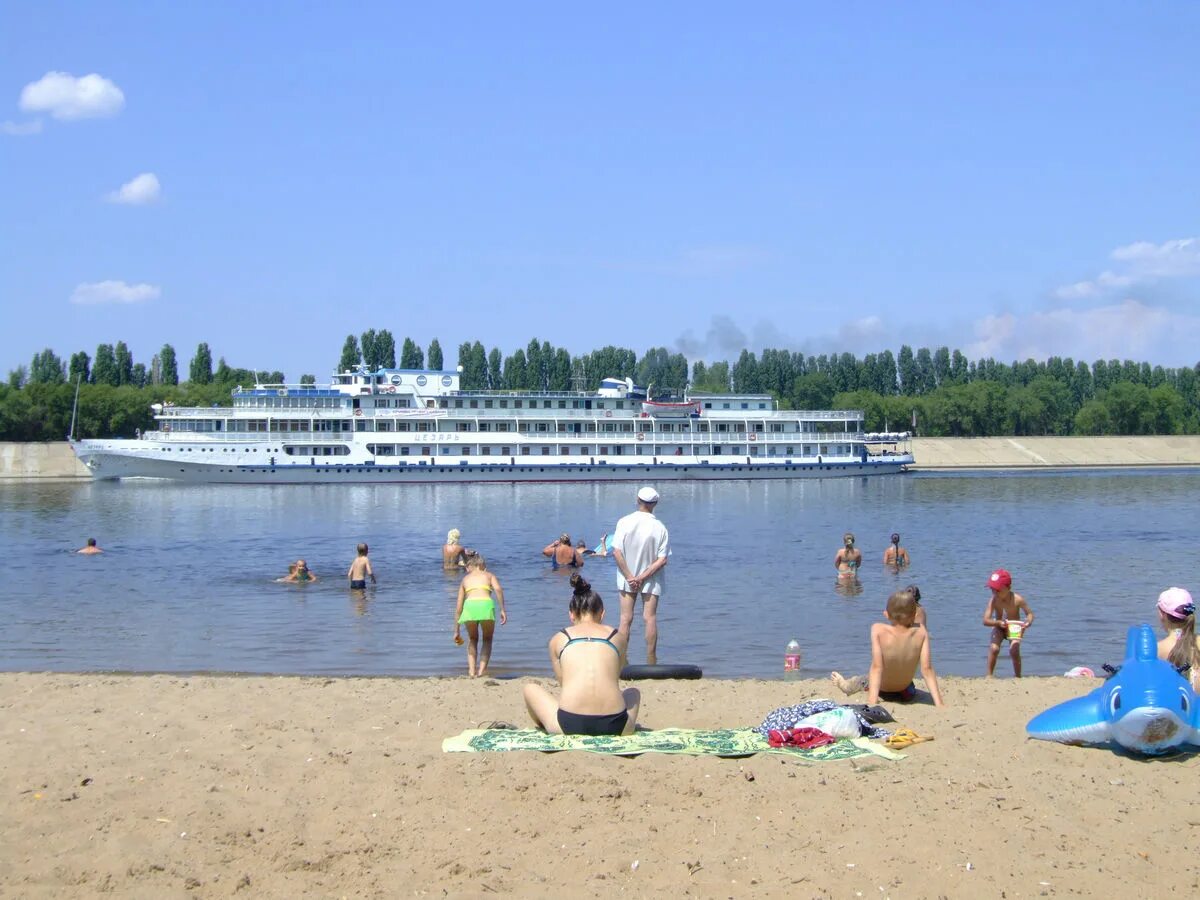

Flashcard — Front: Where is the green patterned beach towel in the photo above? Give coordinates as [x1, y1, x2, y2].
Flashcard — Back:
[442, 727, 902, 761]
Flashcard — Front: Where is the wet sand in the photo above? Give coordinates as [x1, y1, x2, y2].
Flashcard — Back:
[2, 672, 1197, 897]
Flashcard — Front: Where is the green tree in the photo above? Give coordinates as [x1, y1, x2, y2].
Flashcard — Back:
[731, 350, 760, 392]
[461, 341, 487, 389]
[361, 329, 379, 369]
[549, 348, 572, 391]
[189, 342, 213, 384]
[160, 344, 178, 385]
[29, 348, 66, 384]
[339, 335, 361, 371]
[1147, 384, 1187, 434]
[790, 373, 835, 410]
[300, 374, 316, 386]
[897, 345, 917, 395]
[92, 344, 119, 386]
[115, 341, 134, 385]
[502, 350, 527, 390]
[68, 351, 90, 384]
[376, 329, 397, 368]
[7, 365, 28, 389]
[400, 337, 423, 369]
[131, 363, 147, 387]
[1074, 399, 1112, 435]
[487, 347, 502, 388]
[428, 338, 444, 371]
[1103, 382, 1151, 434]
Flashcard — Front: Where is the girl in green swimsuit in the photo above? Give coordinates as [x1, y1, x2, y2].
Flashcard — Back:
[454, 554, 506, 677]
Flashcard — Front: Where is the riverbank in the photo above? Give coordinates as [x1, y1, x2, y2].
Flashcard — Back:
[5, 437, 1200, 481]
[1, 672, 1195, 897]
[911, 435, 1200, 470]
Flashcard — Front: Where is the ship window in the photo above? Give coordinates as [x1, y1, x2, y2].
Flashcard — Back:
[615, 401, 624, 409]
[759, 403, 767, 409]
[454, 399, 463, 408]
[771, 424, 783, 432]
[478, 423, 489, 432]
[501, 447, 510, 455]
[497, 423, 510, 432]
[560, 446, 571, 454]
[558, 400, 566, 409]
[599, 446, 608, 454]
[741, 403, 749, 409]
[596, 402, 605, 409]
[620, 424, 633, 433]
[499, 400, 508, 408]
[521, 447, 530, 455]
[661, 424, 673, 432]
[514, 400, 522, 409]
[421, 446, 431, 455]
[754, 424, 764, 432]
[469, 400, 478, 409]
[482, 446, 491, 455]
[541, 447, 551, 455]
[485, 399, 493, 409]
[717, 424, 728, 432]
[461, 447, 471, 455]
[603, 423, 615, 432]
[585, 423, 596, 432]
[536, 423, 548, 432]
[704, 403, 712, 409]
[457, 423, 472, 432]
[787, 446, 794, 454]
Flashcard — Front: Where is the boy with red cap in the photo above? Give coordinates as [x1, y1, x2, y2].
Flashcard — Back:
[983, 569, 1034, 677]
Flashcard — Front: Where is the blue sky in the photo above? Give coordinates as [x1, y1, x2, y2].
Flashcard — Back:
[2, 2, 1199, 381]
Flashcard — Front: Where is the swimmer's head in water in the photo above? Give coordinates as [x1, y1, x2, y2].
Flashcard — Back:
[891, 533, 900, 544]
[357, 542, 368, 556]
[466, 553, 486, 570]
[560, 533, 571, 544]
[296, 560, 308, 572]
[575, 540, 587, 549]
[568, 573, 604, 619]
[843, 533, 855, 546]
[906, 584, 922, 603]
[86, 537, 97, 547]
[447, 528, 461, 544]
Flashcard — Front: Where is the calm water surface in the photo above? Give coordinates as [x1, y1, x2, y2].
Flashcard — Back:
[2, 471, 1197, 679]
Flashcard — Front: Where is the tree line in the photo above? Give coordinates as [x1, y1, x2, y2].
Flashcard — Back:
[4, 334, 1200, 440]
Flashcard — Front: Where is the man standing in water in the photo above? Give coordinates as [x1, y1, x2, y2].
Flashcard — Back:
[613, 486, 670, 665]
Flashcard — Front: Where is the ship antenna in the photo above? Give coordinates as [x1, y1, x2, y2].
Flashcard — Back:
[68, 373, 82, 441]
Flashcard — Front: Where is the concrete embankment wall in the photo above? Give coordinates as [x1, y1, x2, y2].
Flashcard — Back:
[911, 436, 1200, 470]
[4, 438, 1200, 480]
[0, 443, 91, 480]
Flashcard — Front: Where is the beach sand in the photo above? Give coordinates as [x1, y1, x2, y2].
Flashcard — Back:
[2, 672, 1197, 898]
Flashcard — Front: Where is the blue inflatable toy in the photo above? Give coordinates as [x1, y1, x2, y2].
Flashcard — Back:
[1027, 624, 1200, 755]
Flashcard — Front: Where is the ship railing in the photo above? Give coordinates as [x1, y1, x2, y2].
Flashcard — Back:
[137, 428, 867, 443]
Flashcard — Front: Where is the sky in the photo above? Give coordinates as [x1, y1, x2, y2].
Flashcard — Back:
[2, 2, 1199, 382]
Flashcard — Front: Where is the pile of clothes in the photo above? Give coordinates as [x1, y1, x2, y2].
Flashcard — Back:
[757, 698, 895, 748]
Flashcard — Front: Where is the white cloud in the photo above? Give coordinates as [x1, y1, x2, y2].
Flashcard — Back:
[70, 280, 161, 305]
[1055, 237, 1200, 299]
[1, 119, 42, 136]
[1110, 237, 1200, 278]
[105, 172, 161, 205]
[1053, 270, 1135, 300]
[967, 299, 1200, 365]
[19, 71, 125, 120]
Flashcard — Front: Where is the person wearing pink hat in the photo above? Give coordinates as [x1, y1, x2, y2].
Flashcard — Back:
[1155, 587, 1200, 688]
[982, 569, 1034, 677]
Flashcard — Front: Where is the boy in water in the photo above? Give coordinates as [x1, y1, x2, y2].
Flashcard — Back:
[983, 569, 1034, 677]
[77, 537, 103, 555]
[831, 588, 945, 706]
[347, 543, 376, 590]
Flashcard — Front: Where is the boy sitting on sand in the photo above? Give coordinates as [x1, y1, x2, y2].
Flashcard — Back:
[831, 589, 945, 706]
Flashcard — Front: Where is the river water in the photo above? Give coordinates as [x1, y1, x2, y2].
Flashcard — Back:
[1, 471, 1196, 679]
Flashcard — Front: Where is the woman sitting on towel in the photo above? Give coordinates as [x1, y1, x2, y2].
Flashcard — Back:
[523, 574, 641, 736]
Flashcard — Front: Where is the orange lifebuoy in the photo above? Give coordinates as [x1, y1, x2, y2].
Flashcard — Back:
[749, 433, 757, 441]
[385, 386, 396, 393]
[604, 410, 612, 417]
[354, 408, 363, 416]
[636, 433, 645, 441]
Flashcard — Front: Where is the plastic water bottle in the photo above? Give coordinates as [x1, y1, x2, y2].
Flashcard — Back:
[784, 639, 802, 675]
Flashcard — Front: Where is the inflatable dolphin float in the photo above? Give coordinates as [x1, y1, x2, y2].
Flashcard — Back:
[1027, 624, 1200, 755]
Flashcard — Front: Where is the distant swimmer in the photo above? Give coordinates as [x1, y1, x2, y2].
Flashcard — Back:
[584, 533, 613, 557]
[77, 537, 103, 555]
[282, 559, 318, 583]
[543, 533, 583, 570]
[443, 528, 470, 569]
[835, 532, 861, 578]
[883, 533, 910, 567]
[347, 543, 376, 590]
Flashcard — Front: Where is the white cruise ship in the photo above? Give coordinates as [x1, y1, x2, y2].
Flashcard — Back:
[70, 366, 913, 483]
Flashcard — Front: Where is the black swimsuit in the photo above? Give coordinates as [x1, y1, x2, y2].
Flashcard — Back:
[556, 627, 628, 736]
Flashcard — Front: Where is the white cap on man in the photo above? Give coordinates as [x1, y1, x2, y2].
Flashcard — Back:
[637, 486, 660, 504]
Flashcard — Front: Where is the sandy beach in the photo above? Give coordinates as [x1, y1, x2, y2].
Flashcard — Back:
[3, 673, 1198, 898]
